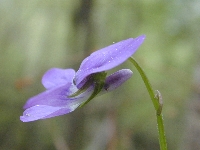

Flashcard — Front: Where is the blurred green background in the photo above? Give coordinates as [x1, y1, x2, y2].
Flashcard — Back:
[0, 0, 199, 150]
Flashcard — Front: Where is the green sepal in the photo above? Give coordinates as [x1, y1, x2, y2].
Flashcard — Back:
[69, 72, 107, 107]
[79, 72, 107, 108]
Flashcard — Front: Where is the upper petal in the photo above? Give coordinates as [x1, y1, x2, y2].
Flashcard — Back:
[75, 35, 145, 88]
[42, 68, 75, 89]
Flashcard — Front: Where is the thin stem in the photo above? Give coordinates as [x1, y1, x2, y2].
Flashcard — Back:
[157, 115, 167, 150]
[129, 57, 167, 150]
[128, 57, 159, 110]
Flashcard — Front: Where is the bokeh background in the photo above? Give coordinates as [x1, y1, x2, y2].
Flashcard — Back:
[0, 0, 200, 150]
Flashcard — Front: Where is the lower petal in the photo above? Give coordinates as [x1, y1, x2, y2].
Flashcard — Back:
[20, 104, 79, 122]
[23, 83, 75, 109]
[20, 86, 95, 122]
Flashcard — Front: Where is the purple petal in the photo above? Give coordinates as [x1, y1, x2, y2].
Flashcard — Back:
[20, 105, 73, 122]
[21, 86, 95, 122]
[23, 83, 74, 109]
[41, 104, 79, 119]
[22, 84, 94, 110]
[104, 69, 133, 91]
[75, 35, 145, 88]
[23, 82, 94, 109]
[42, 68, 75, 89]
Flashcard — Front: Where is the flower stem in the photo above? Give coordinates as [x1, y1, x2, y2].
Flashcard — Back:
[129, 57, 167, 150]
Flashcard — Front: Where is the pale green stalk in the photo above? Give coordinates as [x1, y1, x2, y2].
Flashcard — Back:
[129, 57, 167, 150]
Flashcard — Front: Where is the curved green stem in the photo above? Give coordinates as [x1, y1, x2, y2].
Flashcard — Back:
[129, 57, 167, 150]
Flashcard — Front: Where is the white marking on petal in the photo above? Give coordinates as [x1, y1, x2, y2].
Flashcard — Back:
[25, 113, 30, 116]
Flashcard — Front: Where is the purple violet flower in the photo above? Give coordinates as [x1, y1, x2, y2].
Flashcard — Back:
[20, 35, 145, 122]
